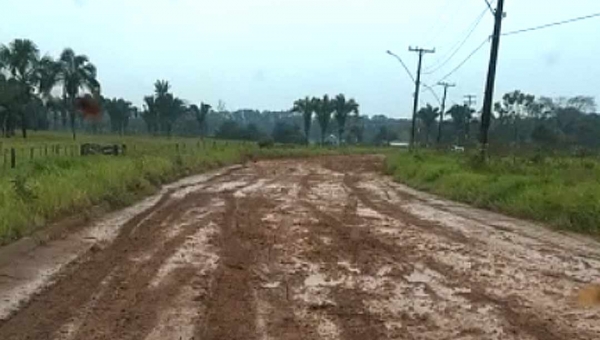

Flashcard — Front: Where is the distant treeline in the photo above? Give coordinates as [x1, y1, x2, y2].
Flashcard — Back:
[1, 39, 598, 150]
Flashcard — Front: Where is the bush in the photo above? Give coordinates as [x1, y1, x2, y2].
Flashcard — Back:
[258, 137, 275, 148]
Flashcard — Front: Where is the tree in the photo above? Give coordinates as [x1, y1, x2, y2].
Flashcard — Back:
[292, 97, 315, 144]
[332, 94, 359, 144]
[566, 96, 596, 113]
[162, 94, 186, 137]
[215, 121, 265, 141]
[104, 97, 133, 134]
[142, 95, 158, 134]
[417, 104, 439, 145]
[0, 39, 40, 138]
[494, 90, 535, 144]
[272, 121, 304, 144]
[143, 80, 186, 136]
[347, 115, 365, 144]
[56, 48, 100, 140]
[190, 102, 211, 136]
[373, 126, 398, 146]
[314, 95, 334, 145]
[531, 124, 559, 147]
[37, 56, 63, 129]
[215, 120, 242, 140]
[0, 73, 21, 136]
[447, 104, 474, 145]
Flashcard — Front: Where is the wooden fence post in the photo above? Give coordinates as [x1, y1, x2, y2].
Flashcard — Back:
[30, 147, 34, 160]
[10, 148, 16, 169]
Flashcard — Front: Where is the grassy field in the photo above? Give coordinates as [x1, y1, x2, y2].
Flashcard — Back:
[385, 151, 600, 235]
[0, 132, 381, 244]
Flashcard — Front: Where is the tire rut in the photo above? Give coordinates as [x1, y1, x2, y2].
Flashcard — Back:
[198, 194, 272, 340]
[0, 191, 214, 340]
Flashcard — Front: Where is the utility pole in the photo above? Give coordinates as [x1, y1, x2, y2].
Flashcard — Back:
[479, 0, 505, 159]
[437, 82, 455, 145]
[409, 46, 435, 149]
[464, 95, 477, 108]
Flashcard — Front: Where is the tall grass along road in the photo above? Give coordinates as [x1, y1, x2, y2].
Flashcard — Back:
[0, 155, 598, 339]
[386, 152, 600, 235]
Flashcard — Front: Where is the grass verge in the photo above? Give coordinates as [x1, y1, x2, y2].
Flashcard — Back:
[0, 132, 382, 244]
[385, 151, 600, 235]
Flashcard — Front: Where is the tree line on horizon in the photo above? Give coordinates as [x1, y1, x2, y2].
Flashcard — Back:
[416, 91, 598, 151]
[2, 38, 599, 151]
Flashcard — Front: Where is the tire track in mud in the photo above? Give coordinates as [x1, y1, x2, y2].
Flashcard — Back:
[0, 192, 216, 340]
[1, 156, 599, 340]
[198, 194, 270, 340]
[346, 171, 600, 340]
[296, 171, 411, 340]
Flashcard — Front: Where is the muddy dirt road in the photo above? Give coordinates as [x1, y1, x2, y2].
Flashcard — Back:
[0, 155, 599, 340]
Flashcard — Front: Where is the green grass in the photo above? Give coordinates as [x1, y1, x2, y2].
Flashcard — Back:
[0, 133, 249, 243]
[385, 151, 600, 235]
[0, 131, 382, 244]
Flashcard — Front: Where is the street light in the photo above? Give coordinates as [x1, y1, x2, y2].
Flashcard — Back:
[387, 50, 442, 149]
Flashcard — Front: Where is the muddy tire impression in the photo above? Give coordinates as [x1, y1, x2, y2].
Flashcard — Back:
[0, 156, 599, 340]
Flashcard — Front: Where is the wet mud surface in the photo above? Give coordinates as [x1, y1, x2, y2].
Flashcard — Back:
[0, 156, 599, 340]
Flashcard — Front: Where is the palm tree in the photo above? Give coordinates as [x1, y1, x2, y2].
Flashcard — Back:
[292, 97, 315, 144]
[190, 102, 211, 136]
[142, 95, 158, 134]
[0, 74, 21, 136]
[36, 56, 62, 130]
[0, 39, 40, 138]
[161, 93, 185, 137]
[333, 94, 359, 144]
[104, 97, 133, 135]
[37, 56, 60, 98]
[153, 80, 173, 135]
[154, 80, 170, 97]
[448, 104, 474, 145]
[56, 48, 100, 140]
[314, 95, 335, 145]
[417, 104, 440, 145]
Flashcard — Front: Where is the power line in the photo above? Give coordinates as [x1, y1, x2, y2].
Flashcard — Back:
[436, 37, 490, 83]
[503, 12, 600, 36]
[421, 0, 454, 42]
[483, 0, 494, 15]
[423, 1, 468, 47]
[424, 8, 488, 75]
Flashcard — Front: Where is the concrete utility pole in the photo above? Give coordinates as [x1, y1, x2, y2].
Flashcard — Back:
[437, 82, 455, 144]
[409, 46, 435, 149]
[464, 95, 477, 108]
[479, 0, 505, 159]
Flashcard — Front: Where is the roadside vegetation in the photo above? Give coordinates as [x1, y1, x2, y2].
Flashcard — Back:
[386, 151, 600, 235]
[0, 131, 383, 244]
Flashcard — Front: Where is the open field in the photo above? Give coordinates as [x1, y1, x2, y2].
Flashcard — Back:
[386, 152, 600, 235]
[0, 155, 598, 340]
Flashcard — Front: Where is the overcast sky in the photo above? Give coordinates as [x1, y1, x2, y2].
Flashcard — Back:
[1, 0, 599, 118]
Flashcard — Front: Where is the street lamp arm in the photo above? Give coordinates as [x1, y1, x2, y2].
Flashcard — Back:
[386, 50, 416, 83]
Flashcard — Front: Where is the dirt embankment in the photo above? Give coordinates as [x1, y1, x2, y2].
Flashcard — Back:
[0, 156, 599, 340]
